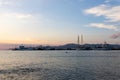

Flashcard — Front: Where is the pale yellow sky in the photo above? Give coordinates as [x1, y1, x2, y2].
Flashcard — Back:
[0, 0, 119, 49]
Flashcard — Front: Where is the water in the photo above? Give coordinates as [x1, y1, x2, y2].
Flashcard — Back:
[0, 50, 120, 80]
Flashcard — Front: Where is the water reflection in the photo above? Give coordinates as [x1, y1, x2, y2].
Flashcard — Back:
[0, 50, 120, 80]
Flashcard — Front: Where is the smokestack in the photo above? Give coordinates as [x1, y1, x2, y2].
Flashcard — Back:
[81, 34, 83, 45]
[110, 32, 120, 39]
[78, 35, 79, 45]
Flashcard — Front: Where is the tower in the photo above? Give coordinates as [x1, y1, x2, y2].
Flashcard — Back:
[77, 34, 84, 50]
[78, 35, 80, 45]
[77, 35, 80, 50]
[81, 34, 83, 45]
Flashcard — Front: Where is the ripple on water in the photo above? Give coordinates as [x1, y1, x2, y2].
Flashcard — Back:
[0, 51, 120, 80]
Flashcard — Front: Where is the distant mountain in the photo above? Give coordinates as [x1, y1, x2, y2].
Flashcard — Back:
[56, 43, 77, 50]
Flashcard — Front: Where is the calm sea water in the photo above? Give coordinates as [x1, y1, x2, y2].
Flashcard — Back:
[0, 50, 120, 80]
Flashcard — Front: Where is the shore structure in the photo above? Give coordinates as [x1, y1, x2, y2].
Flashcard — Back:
[12, 35, 120, 50]
[12, 43, 120, 51]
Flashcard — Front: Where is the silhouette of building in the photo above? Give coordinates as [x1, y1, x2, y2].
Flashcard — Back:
[81, 34, 83, 45]
[77, 34, 84, 50]
[77, 35, 80, 50]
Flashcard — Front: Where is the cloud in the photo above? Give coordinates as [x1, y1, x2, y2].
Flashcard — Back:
[0, 0, 15, 6]
[0, 13, 36, 32]
[105, 0, 120, 3]
[110, 32, 120, 39]
[0, 0, 24, 6]
[0, 12, 54, 30]
[15, 14, 32, 19]
[84, 4, 120, 22]
[88, 23, 118, 30]
[0, 13, 33, 19]
[104, 0, 112, 3]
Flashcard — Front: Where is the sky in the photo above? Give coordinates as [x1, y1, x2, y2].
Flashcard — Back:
[0, 0, 120, 49]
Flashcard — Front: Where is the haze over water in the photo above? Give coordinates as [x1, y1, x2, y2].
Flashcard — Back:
[0, 50, 120, 80]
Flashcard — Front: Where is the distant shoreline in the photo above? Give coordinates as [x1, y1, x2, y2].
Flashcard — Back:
[11, 43, 120, 51]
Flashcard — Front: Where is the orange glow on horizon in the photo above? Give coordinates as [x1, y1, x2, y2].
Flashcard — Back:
[0, 39, 75, 46]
